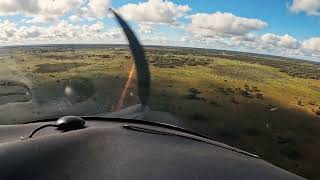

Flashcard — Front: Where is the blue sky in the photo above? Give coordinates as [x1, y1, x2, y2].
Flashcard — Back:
[0, 0, 319, 61]
[112, 0, 320, 39]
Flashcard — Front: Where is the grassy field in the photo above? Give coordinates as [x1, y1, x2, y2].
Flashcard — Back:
[0, 45, 320, 179]
[147, 48, 320, 180]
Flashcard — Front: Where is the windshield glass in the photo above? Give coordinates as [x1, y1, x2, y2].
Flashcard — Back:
[0, 45, 138, 122]
[1, 0, 320, 179]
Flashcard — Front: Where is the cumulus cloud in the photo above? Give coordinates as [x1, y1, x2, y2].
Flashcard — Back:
[0, 0, 40, 16]
[0, 0, 319, 61]
[0, 0, 111, 22]
[260, 33, 300, 49]
[187, 12, 267, 37]
[289, 0, 320, 15]
[0, 20, 121, 44]
[68, 15, 82, 23]
[182, 11, 320, 59]
[0, 0, 84, 22]
[218, 33, 320, 61]
[118, 0, 190, 25]
[78, 0, 111, 19]
[142, 35, 170, 44]
[88, 0, 111, 18]
[138, 23, 153, 34]
[230, 33, 259, 42]
[0, 20, 18, 41]
[224, 33, 303, 56]
[302, 37, 320, 51]
[179, 30, 317, 60]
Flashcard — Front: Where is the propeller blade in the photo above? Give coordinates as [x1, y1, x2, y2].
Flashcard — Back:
[111, 9, 151, 106]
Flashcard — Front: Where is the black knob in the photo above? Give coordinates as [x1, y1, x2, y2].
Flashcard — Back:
[56, 116, 85, 131]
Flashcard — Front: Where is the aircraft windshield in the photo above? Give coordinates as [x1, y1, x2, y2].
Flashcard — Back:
[0, 45, 139, 122]
[1, 0, 320, 179]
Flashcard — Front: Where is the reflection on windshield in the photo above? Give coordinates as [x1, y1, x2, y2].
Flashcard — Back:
[0, 46, 138, 123]
[0, 80, 31, 105]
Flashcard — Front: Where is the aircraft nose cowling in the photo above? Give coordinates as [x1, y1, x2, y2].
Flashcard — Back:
[0, 120, 306, 180]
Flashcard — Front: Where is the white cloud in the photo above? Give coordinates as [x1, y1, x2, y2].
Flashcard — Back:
[0, 0, 111, 22]
[0, 20, 17, 41]
[289, 0, 320, 15]
[178, 31, 317, 60]
[183, 11, 319, 59]
[0, 0, 84, 21]
[0, 20, 122, 44]
[0, 0, 319, 61]
[40, 21, 115, 41]
[260, 33, 300, 49]
[78, 0, 111, 19]
[302, 37, 320, 51]
[0, 0, 40, 16]
[230, 33, 259, 42]
[69, 15, 82, 23]
[118, 0, 190, 25]
[138, 23, 153, 34]
[187, 12, 267, 37]
[217, 33, 320, 61]
[36, 0, 84, 21]
[225, 33, 303, 57]
[88, 0, 111, 19]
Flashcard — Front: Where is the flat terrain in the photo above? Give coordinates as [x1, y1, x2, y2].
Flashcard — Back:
[1, 45, 320, 179]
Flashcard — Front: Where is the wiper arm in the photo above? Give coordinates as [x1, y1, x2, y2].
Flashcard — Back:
[86, 116, 260, 159]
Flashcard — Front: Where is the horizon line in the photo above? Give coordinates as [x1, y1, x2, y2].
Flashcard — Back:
[0, 43, 318, 63]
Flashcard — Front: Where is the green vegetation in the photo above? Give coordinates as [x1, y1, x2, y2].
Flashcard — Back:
[149, 54, 210, 68]
[146, 47, 320, 79]
[34, 62, 90, 73]
[146, 47, 320, 180]
[225, 55, 320, 80]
